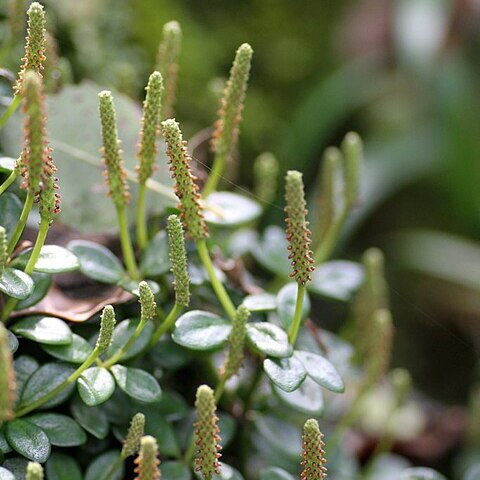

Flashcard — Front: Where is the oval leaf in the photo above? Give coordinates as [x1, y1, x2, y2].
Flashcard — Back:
[26, 413, 86, 447]
[12, 316, 72, 345]
[16, 272, 52, 309]
[13, 245, 80, 273]
[263, 356, 307, 392]
[276, 283, 311, 331]
[399, 468, 447, 480]
[5, 419, 51, 463]
[42, 334, 93, 363]
[204, 192, 262, 227]
[7, 331, 18, 354]
[85, 450, 124, 480]
[260, 467, 295, 480]
[140, 230, 170, 276]
[243, 293, 277, 312]
[105, 318, 154, 361]
[0, 268, 34, 299]
[172, 310, 231, 351]
[0, 193, 22, 242]
[274, 376, 324, 415]
[46, 452, 83, 480]
[70, 396, 110, 439]
[77, 367, 115, 406]
[246, 323, 292, 358]
[252, 226, 291, 277]
[0, 467, 15, 480]
[110, 365, 162, 403]
[161, 461, 192, 480]
[0, 157, 16, 172]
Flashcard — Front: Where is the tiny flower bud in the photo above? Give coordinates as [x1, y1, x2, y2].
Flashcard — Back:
[156, 21, 182, 119]
[0, 226, 7, 274]
[222, 305, 249, 380]
[139, 281, 157, 321]
[284, 170, 315, 285]
[167, 214, 190, 307]
[137, 71, 164, 184]
[95, 305, 116, 353]
[161, 119, 208, 240]
[301, 419, 327, 480]
[341, 132, 362, 209]
[194, 385, 222, 479]
[253, 152, 279, 206]
[98, 90, 130, 208]
[0, 323, 16, 424]
[26, 462, 44, 480]
[122, 413, 145, 458]
[134, 435, 161, 480]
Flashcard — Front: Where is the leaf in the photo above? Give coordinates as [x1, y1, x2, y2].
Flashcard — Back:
[0, 268, 34, 300]
[1, 458, 29, 480]
[308, 261, 364, 301]
[142, 407, 181, 457]
[0, 431, 12, 454]
[243, 293, 277, 312]
[398, 467, 447, 480]
[246, 323, 292, 358]
[15, 272, 52, 309]
[276, 283, 311, 331]
[110, 365, 162, 403]
[14, 356, 39, 405]
[77, 367, 116, 406]
[263, 356, 307, 392]
[0, 467, 15, 480]
[207, 463, 244, 480]
[85, 450, 124, 480]
[252, 226, 291, 277]
[12, 245, 80, 273]
[46, 452, 83, 480]
[5, 419, 51, 463]
[70, 396, 110, 439]
[11, 316, 72, 345]
[294, 350, 345, 393]
[0, 157, 16, 172]
[172, 310, 231, 351]
[20, 362, 76, 409]
[260, 467, 295, 480]
[26, 413, 86, 447]
[42, 333, 93, 363]
[0, 193, 22, 242]
[217, 412, 236, 448]
[274, 376, 324, 415]
[161, 461, 192, 480]
[140, 230, 170, 276]
[204, 192, 262, 227]
[67, 240, 126, 284]
[7, 331, 18, 354]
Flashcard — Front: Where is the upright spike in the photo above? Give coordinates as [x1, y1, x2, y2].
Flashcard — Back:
[95, 305, 116, 353]
[341, 132, 362, 210]
[134, 435, 161, 480]
[138, 281, 157, 322]
[301, 419, 327, 479]
[122, 413, 145, 458]
[253, 152, 279, 205]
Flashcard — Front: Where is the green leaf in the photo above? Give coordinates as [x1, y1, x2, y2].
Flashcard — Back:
[1, 458, 28, 480]
[12, 316, 72, 345]
[5, 419, 51, 463]
[46, 452, 83, 480]
[295, 350, 344, 393]
[246, 323, 292, 358]
[142, 407, 181, 457]
[67, 240, 126, 284]
[12, 245, 80, 273]
[7, 331, 18, 354]
[26, 413, 86, 447]
[140, 230, 170, 276]
[276, 283, 311, 331]
[77, 367, 116, 406]
[0, 269, 34, 299]
[308, 261, 364, 301]
[0, 157, 16, 172]
[42, 334, 93, 363]
[16, 272, 52, 309]
[260, 467, 295, 480]
[209, 463, 244, 480]
[204, 192, 262, 227]
[70, 396, 109, 439]
[252, 226, 290, 277]
[0, 431, 12, 454]
[150, 337, 192, 370]
[105, 318, 154, 361]
[85, 450, 123, 480]
[243, 293, 277, 312]
[20, 362, 76, 409]
[110, 365, 162, 403]
[0, 467, 15, 480]
[14, 356, 39, 405]
[274, 376, 324, 415]
[0, 193, 22, 242]
[217, 412, 236, 448]
[263, 356, 307, 392]
[161, 461, 192, 480]
[172, 310, 231, 351]
[399, 468, 447, 480]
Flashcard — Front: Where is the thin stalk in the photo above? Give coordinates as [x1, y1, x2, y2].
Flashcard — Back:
[7, 192, 34, 255]
[0, 95, 21, 129]
[0, 170, 18, 196]
[314, 207, 348, 265]
[150, 302, 182, 347]
[202, 152, 226, 197]
[116, 205, 139, 280]
[288, 284, 305, 345]
[136, 182, 148, 251]
[196, 239, 236, 320]
[214, 377, 226, 403]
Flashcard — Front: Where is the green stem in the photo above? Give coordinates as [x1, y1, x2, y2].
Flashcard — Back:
[0, 95, 21, 130]
[314, 207, 348, 265]
[214, 377, 226, 403]
[288, 284, 305, 345]
[136, 182, 148, 251]
[0, 169, 18, 196]
[150, 302, 182, 347]
[116, 205, 139, 280]
[7, 193, 34, 256]
[202, 152, 226, 197]
[196, 239, 236, 320]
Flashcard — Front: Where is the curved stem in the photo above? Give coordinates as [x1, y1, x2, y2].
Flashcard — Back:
[288, 284, 305, 345]
[150, 302, 182, 347]
[136, 182, 148, 251]
[116, 205, 139, 280]
[202, 152, 226, 197]
[7, 193, 34, 256]
[196, 239, 236, 320]
[0, 95, 21, 130]
[0, 169, 18, 196]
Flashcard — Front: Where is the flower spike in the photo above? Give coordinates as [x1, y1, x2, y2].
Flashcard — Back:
[161, 119, 208, 240]
[26, 462, 44, 480]
[138, 281, 157, 322]
[284, 170, 315, 285]
[194, 385, 222, 479]
[134, 435, 161, 480]
[122, 413, 145, 458]
[341, 132, 362, 209]
[95, 305, 116, 353]
[253, 152, 279, 205]
[301, 419, 327, 479]
[0, 322, 16, 424]
[0, 226, 7, 274]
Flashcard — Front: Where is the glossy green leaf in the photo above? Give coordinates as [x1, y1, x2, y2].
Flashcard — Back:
[14, 356, 39, 405]
[77, 367, 115, 406]
[42, 334, 93, 363]
[5, 419, 51, 463]
[110, 365, 162, 403]
[16, 272, 52, 310]
[0, 431, 12, 454]
[154, 390, 188, 420]
[243, 293, 277, 312]
[6, 331, 18, 354]
[140, 230, 170, 276]
[308, 261, 364, 301]
[204, 192, 262, 227]
[263, 356, 307, 392]
[46, 452, 83, 480]
[172, 310, 231, 351]
[0, 467, 15, 480]
[142, 407, 181, 457]
[246, 323, 292, 358]
[260, 467, 295, 480]
[68, 240, 126, 284]
[70, 396, 110, 439]
[0, 193, 22, 242]
[150, 336, 192, 370]
[85, 450, 123, 480]
[0, 157, 16, 172]
[0, 268, 34, 299]
[162, 461, 192, 480]
[274, 376, 324, 415]
[12, 316, 72, 345]
[26, 413, 86, 447]
[276, 283, 311, 331]
[1, 458, 28, 480]
[12, 245, 80, 273]
[217, 412, 236, 448]
[295, 350, 344, 393]
[399, 468, 447, 480]
[252, 226, 290, 277]
[105, 318, 154, 361]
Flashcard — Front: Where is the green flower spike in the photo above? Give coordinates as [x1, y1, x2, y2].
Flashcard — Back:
[98, 90, 130, 208]
[26, 462, 44, 480]
[285, 170, 315, 286]
[167, 214, 190, 307]
[134, 435, 161, 480]
[341, 132, 362, 210]
[161, 119, 208, 240]
[222, 304, 250, 380]
[253, 152, 279, 205]
[139, 281, 157, 321]
[0, 226, 7, 274]
[194, 385, 222, 480]
[137, 71, 164, 184]
[122, 413, 145, 458]
[15, 2, 46, 95]
[0, 322, 16, 424]
[301, 419, 327, 480]
[95, 305, 116, 353]
[156, 21, 182, 119]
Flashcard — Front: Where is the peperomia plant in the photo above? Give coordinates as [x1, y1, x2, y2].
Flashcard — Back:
[0, 3, 458, 480]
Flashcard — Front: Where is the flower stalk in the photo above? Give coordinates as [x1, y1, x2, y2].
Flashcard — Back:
[134, 435, 161, 480]
[301, 419, 327, 479]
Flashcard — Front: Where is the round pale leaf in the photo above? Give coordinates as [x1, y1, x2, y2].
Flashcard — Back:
[13, 245, 80, 273]
[42, 334, 93, 363]
[263, 356, 307, 392]
[140, 230, 170, 276]
[26, 413, 86, 447]
[204, 192, 262, 227]
[0, 268, 34, 299]
[7, 331, 18, 353]
[399, 468, 447, 480]
[12, 316, 72, 345]
[0, 157, 16, 172]
[77, 367, 115, 406]
[110, 365, 162, 403]
[246, 323, 292, 358]
[0, 467, 15, 480]
[276, 283, 311, 331]
[5, 419, 51, 463]
[243, 293, 277, 312]
[252, 226, 291, 277]
[274, 376, 324, 415]
[260, 467, 295, 480]
[16, 272, 52, 309]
